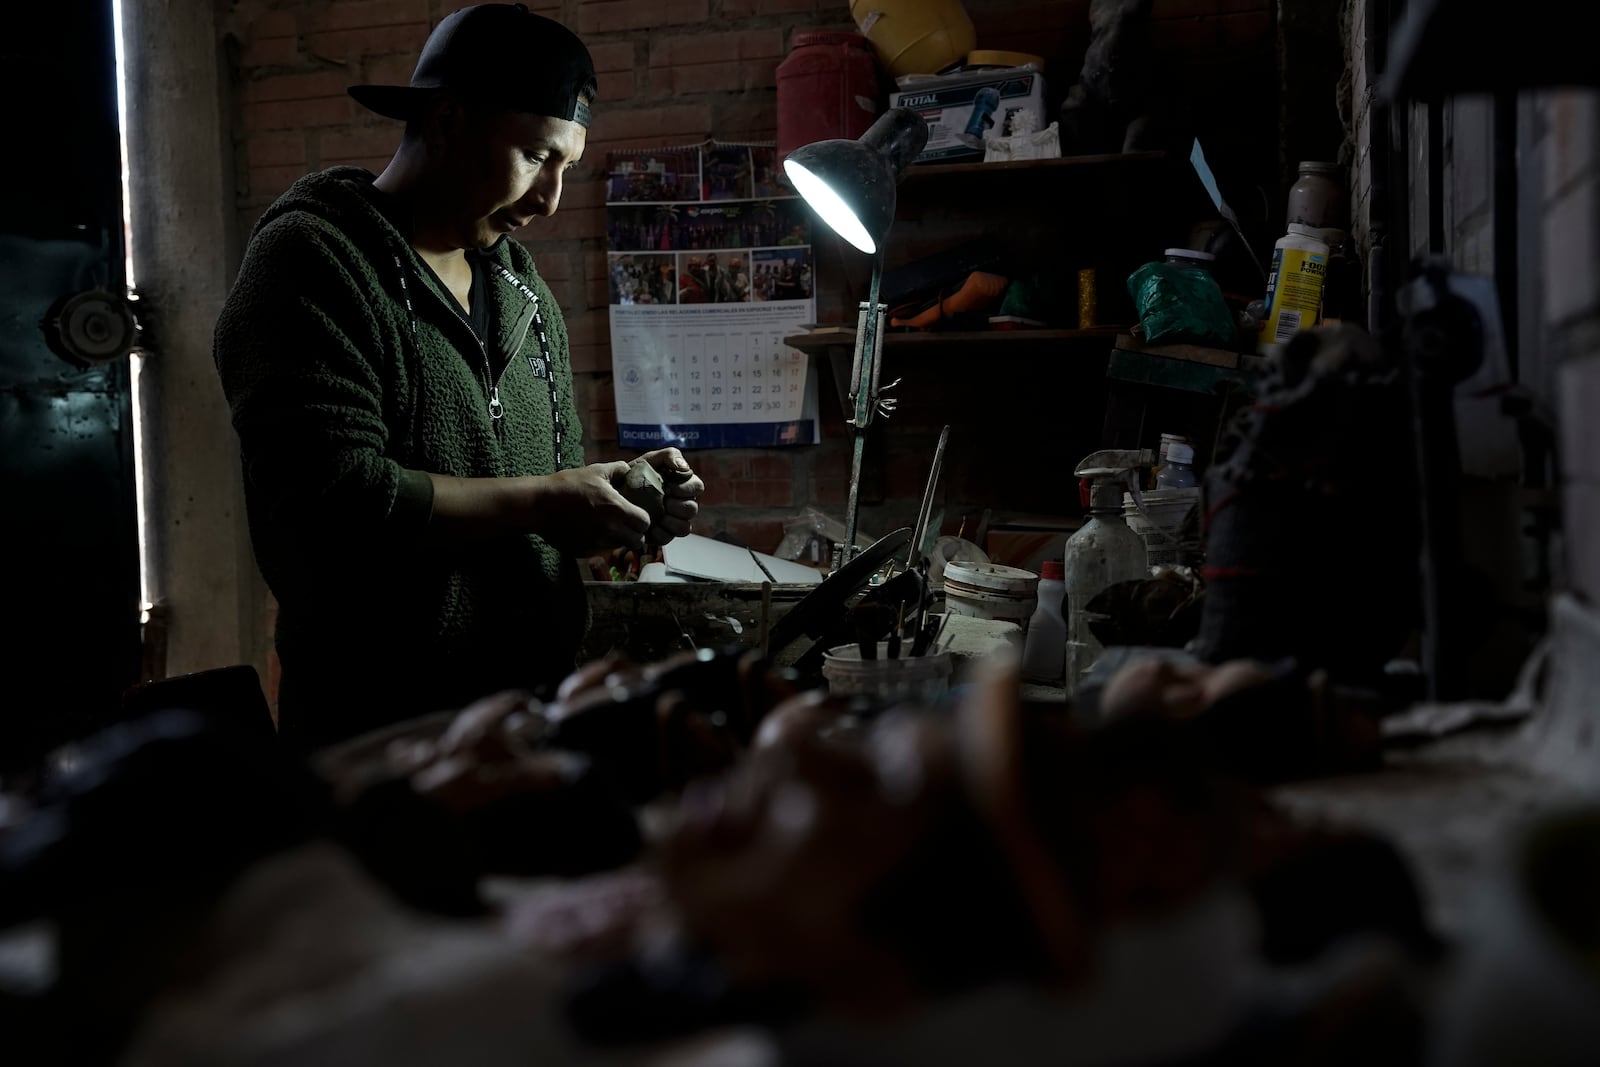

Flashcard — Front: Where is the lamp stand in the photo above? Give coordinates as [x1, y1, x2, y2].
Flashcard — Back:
[843, 255, 889, 564]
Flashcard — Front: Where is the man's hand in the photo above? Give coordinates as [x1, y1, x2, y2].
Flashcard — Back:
[423, 455, 693, 553]
[536, 462, 652, 555]
[632, 447, 705, 546]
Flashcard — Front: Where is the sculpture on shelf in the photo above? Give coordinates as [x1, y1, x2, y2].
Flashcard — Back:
[1058, 0, 1162, 155]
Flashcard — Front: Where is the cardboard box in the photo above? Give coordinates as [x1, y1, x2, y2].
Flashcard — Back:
[890, 66, 1048, 164]
[983, 518, 1080, 574]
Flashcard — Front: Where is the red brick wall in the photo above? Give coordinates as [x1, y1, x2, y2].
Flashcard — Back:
[226, 0, 1273, 557]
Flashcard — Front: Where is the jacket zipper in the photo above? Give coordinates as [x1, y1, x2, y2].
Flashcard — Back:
[392, 253, 552, 463]
[488, 261, 566, 471]
[407, 259, 510, 423]
[478, 339, 504, 422]
[506, 301, 537, 363]
[482, 288, 538, 419]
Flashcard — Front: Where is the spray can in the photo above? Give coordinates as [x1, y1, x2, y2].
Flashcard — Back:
[1063, 449, 1152, 696]
[1260, 224, 1330, 351]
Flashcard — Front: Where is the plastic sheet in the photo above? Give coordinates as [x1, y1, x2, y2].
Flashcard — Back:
[1126, 262, 1236, 347]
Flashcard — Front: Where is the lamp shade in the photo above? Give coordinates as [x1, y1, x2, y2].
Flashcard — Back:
[783, 107, 929, 254]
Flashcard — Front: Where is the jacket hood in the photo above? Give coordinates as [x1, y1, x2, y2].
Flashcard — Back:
[256, 165, 538, 280]
[252, 166, 407, 254]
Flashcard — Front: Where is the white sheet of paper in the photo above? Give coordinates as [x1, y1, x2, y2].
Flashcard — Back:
[638, 561, 695, 583]
[663, 534, 822, 584]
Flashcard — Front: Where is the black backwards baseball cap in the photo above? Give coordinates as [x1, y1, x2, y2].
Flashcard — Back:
[347, 3, 597, 127]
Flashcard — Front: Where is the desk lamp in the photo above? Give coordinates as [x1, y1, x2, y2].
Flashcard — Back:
[784, 107, 929, 564]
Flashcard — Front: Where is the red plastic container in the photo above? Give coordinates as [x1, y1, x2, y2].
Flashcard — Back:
[776, 31, 880, 163]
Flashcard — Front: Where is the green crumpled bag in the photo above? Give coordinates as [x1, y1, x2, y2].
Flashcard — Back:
[1126, 262, 1236, 347]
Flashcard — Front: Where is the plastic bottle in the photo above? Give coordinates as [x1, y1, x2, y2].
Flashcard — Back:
[1286, 161, 1344, 230]
[1063, 449, 1152, 696]
[1260, 224, 1330, 351]
[1021, 559, 1066, 683]
[1162, 248, 1217, 275]
[776, 32, 881, 162]
[1155, 441, 1198, 489]
[1152, 431, 1188, 488]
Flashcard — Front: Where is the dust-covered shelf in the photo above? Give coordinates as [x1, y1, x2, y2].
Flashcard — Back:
[783, 326, 1128, 354]
[899, 150, 1168, 182]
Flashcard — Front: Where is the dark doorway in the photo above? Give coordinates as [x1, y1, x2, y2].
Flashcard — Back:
[0, 0, 141, 772]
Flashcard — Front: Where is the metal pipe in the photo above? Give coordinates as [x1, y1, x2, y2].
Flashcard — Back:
[867, 253, 887, 408]
[842, 260, 886, 563]
[908, 424, 950, 569]
[1427, 96, 1445, 255]
[1492, 90, 1519, 382]
[1365, 0, 1395, 336]
[843, 432, 868, 565]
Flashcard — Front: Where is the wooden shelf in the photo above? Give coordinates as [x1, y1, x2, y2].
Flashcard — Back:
[1113, 333, 1242, 369]
[1106, 347, 1248, 394]
[784, 326, 1127, 354]
[899, 151, 1169, 183]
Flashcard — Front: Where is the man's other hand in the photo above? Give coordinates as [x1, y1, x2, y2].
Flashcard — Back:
[636, 447, 704, 546]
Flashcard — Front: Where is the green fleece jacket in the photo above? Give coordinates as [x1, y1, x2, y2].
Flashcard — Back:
[214, 166, 586, 749]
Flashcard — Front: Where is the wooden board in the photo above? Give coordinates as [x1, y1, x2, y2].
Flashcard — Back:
[1105, 348, 1248, 395]
[1114, 333, 1242, 369]
[784, 326, 1126, 353]
[582, 581, 813, 666]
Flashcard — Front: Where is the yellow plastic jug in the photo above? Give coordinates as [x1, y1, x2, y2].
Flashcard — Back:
[850, 0, 976, 79]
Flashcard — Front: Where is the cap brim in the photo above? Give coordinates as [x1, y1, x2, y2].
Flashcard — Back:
[347, 84, 428, 121]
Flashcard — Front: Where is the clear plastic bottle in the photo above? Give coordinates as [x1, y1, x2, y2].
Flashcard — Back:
[1021, 559, 1066, 683]
[1155, 441, 1198, 489]
[1063, 451, 1151, 696]
[1152, 431, 1188, 488]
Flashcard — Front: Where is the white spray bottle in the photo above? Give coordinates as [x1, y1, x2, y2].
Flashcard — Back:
[1063, 449, 1152, 695]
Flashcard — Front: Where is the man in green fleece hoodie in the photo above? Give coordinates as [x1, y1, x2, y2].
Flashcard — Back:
[215, 4, 704, 751]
